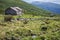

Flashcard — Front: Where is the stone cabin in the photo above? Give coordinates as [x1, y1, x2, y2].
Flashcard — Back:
[5, 7, 23, 15]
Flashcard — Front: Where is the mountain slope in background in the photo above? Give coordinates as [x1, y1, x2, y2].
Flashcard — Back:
[31, 1, 60, 14]
[0, 0, 54, 17]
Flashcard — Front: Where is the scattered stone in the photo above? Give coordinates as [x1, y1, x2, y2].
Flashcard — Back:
[21, 25, 24, 27]
[31, 34, 36, 38]
[41, 24, 45, 25]
[4, 36, 11, 40]
[28, 30, 32, 33]
[11, 36, 20, 40]
[28, 30, 32, 36]
[17, 18, 20, 21]
[50, 14, 55, 17]
[45, 21, 49, 24]
[0, 23, 6, 26]
[52, 28, 60, 32]
[40, 37, 45, 40]
[23, 19, 29, 24]
[51, 37, 59, 40]
[55, 25, 60, 27]
[31, 34, 36, 36]
[41, 27, 47, 31]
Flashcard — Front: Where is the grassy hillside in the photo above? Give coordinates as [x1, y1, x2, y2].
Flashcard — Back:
[0, 0, 60, 40]
[0, 0, 53, 17]
[0, 16, 60, 40]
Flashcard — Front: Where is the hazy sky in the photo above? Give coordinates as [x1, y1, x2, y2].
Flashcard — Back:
[23, 0, 60, 4]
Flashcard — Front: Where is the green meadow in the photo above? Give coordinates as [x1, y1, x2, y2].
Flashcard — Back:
[0, 0, 60, 40]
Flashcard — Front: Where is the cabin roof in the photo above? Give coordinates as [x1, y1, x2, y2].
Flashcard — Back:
[10, 7, 22, 12]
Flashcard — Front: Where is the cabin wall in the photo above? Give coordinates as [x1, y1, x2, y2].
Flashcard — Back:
[5, 9, 17, 15]
[5, 8, 23, 15]
[17, 11, 22, 15]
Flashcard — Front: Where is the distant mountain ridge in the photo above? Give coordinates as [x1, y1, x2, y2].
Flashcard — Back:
[31, 1, 60, 14]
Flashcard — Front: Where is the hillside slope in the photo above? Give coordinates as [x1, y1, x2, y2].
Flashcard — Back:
[0, 0, 52, 16]
[0, 0, 60, 40]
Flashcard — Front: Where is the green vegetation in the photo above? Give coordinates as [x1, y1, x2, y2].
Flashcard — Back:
[0, 17, 60, 40]
[0, 0, 60, 40]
